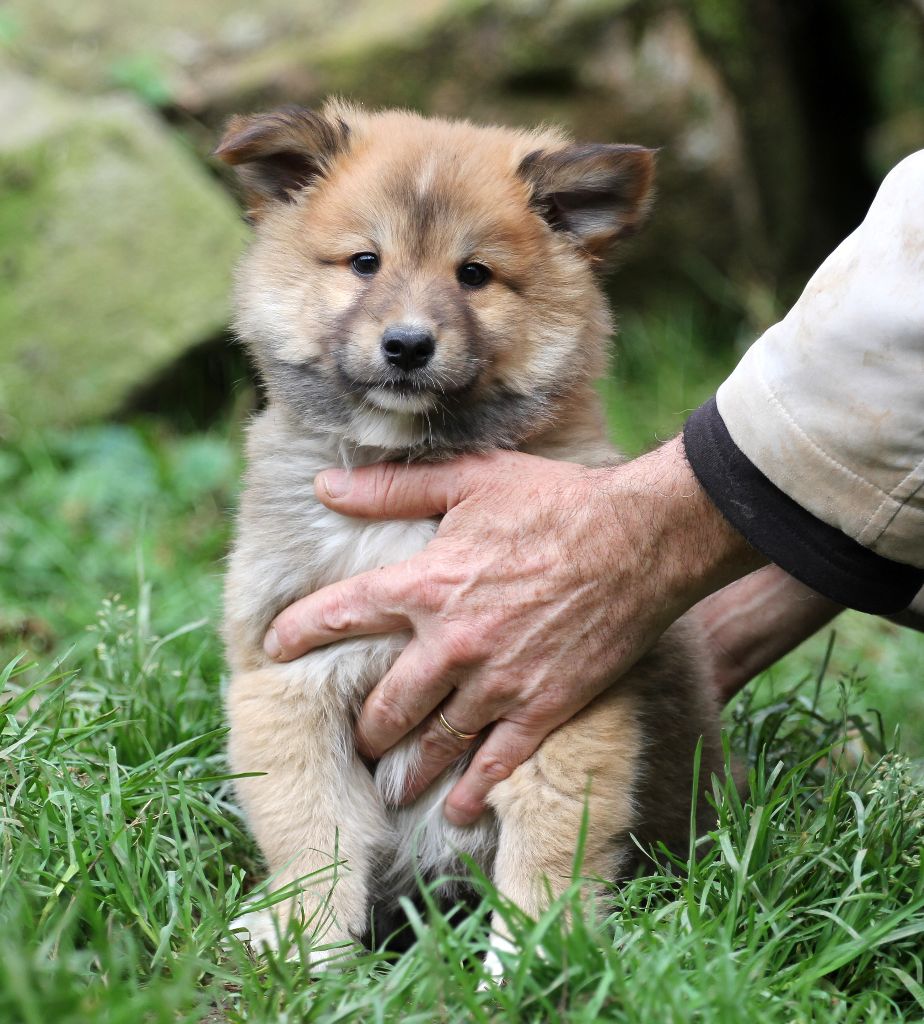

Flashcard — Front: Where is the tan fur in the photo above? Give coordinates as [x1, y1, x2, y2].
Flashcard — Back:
[218, 102, 722, 960]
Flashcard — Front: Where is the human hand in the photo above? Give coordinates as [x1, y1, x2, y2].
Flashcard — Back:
[264, 436, 763, 825]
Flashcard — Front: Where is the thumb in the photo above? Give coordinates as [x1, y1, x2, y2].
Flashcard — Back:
[314, 454, 499, 518]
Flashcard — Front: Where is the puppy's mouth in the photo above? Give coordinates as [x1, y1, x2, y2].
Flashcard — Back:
[365, 384, 437, 414]
[337, 366, 481, 415]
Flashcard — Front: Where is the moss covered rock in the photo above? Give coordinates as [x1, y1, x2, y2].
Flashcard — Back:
[0, 72, 247, 433]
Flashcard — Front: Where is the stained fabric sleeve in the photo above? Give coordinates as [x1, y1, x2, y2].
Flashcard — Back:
[684, 398, 924, 613]
[682, 149, 924, 614]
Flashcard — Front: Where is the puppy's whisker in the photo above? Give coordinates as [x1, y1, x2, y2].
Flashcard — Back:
[359, 299, 382, 324]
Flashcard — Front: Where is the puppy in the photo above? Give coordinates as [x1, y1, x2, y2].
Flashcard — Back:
[217, 101, 724, 963]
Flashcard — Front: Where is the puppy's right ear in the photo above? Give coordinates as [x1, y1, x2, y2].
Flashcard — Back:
[214, 107, 350, 221]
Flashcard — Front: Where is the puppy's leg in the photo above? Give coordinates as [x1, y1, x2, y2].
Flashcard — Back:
[226, 665, 390, 964]
[484, 691, 641, 977]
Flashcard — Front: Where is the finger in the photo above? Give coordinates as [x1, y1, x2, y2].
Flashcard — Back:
[314, 453, 504, 519]
[442, 720, 546, 827]
[356, 641, 454, 760]
[399, 698, 497, 805]
[398, 678, 513, 803]
[265, 567, 409, 661]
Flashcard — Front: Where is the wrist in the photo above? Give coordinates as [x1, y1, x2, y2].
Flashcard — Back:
[671, 433, 768, 602]
[597, 435, 766, 624]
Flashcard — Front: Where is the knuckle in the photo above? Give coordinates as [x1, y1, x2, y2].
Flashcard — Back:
[476, 752, 515, 785]
[367, 687, 414, 737]
[316, 592, 354, 635]
[416, 562, 450, 612]
[481, 676, 516, 705]
[418, 728, 463, 761]
[441, 624, 484, 667]
[372, 462, 402, 511]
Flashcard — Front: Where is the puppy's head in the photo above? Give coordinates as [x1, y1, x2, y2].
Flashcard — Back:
[216, 101, 654, 452]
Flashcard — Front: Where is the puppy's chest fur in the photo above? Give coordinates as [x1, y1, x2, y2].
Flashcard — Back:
[224, 404, 618, 891]
[225, 407, 438, 672]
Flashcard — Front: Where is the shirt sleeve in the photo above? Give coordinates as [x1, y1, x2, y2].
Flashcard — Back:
[683, 149, 924, 614]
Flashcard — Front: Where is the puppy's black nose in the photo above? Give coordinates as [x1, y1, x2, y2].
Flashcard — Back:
[381, 327, 435, 372]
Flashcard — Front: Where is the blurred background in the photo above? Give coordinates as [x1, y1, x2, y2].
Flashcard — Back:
[1, 0, 923, 745]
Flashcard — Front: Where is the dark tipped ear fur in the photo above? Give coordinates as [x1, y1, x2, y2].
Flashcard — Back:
[214, 106, 350, 220]
[518, 144, 656, 257]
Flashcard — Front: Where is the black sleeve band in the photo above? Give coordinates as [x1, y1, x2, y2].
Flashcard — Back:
[683, 397, 924, 614]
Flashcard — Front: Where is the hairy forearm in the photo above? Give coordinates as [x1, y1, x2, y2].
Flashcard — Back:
[692, 566, 843, 704]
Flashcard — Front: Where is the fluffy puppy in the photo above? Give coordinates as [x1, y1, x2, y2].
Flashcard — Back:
[217, 101, 723, 962]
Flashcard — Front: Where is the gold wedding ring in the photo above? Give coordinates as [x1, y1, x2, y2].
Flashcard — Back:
[438, 711, 479, 742]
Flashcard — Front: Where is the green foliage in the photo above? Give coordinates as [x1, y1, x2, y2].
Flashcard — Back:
[0, 10, 21, 48]
[0, 423, 239, 667]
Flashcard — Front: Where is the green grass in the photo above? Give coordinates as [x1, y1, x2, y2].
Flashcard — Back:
[1, 357, 923, 1021]
[2, 607, 922, 1022]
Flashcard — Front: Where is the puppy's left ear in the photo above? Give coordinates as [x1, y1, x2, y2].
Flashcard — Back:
[518, 144, 656, 258]
[214, 106, 350, 221]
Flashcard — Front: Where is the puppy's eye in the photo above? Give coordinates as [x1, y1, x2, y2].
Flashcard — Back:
[457, 262, 491, 288]
[350, 252, 380, 276]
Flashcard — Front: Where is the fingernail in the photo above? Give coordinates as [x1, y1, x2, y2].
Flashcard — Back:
[263, 626, 281, 660]
[317, 469, 349, 499]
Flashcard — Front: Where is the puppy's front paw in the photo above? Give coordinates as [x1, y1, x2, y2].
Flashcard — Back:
[479, 950, 506, 990]
[478, 932, 517, 990]
[229, 905, 356, 971]
[230, 907, 292, 957]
